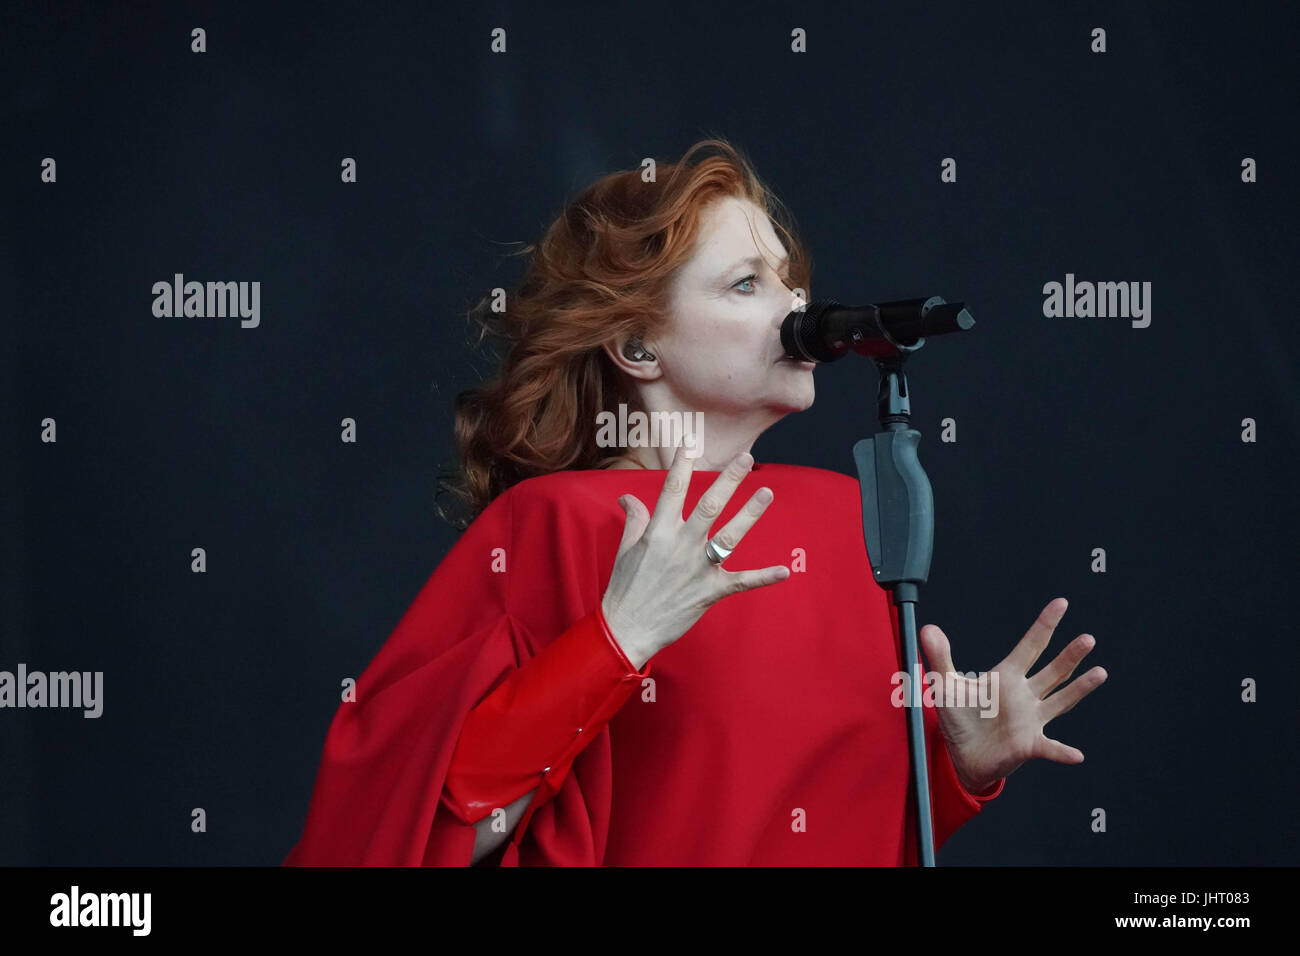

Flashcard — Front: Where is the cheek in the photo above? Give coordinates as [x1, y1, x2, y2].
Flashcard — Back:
[674, 345, 744, 388]
[675, 315, 735, 360]
[667, 305, 771, 378]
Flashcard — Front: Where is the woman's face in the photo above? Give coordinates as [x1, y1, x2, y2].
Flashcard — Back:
[649, 195, 815, 421]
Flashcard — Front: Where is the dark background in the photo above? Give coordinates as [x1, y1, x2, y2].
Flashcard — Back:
[4, 0, 1297, 866]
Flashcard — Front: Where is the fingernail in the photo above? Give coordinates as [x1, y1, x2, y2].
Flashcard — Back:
[757, 487, 773, 503]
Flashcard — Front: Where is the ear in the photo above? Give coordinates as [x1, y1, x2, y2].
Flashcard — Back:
[602, 334, 662, 382]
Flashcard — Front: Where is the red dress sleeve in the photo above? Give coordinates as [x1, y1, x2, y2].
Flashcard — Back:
[925, 694, 1005, 852]
[439, 599, 650, 835]
[886, 604, 1006, 864]
[281, 478, 628, 866]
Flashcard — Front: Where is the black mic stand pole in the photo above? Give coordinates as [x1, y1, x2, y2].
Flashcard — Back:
[849, 297, 973, 867]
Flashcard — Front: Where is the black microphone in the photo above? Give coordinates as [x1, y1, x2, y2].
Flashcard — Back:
[780, 297, 975, 363]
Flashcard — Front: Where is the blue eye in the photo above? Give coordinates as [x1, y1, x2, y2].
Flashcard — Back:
[733, 274, 758, 293]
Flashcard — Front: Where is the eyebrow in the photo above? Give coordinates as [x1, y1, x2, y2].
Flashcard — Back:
[724, 253, 790, 276]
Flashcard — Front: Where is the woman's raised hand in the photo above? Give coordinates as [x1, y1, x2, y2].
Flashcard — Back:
[919, 597, 1109, 795]
[600, 443, 791, 668]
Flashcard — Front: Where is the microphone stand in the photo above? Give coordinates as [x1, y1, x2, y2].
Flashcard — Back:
[848, 296, 973, 867]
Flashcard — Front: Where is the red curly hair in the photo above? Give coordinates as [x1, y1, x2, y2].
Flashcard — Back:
[435, 137, 812, 530]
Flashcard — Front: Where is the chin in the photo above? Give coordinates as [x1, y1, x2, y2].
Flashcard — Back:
[773, 387, 815, 414]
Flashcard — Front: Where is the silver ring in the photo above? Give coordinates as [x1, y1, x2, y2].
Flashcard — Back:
[705, 537, 733, 566]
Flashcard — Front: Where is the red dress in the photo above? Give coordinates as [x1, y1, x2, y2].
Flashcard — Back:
[282, 462, 1004, 866]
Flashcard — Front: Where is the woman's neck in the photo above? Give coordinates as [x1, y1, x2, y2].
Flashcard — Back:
[601, 454, 650, 470]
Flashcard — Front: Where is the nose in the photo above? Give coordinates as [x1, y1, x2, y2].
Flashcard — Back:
[774, 287, 804, 329]
[773, 306, 794, 360]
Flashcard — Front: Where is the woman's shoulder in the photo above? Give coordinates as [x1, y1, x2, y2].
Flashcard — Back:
[465, 470, 622, 537]
[501, 462, 859, 507]
[500, 468, 631, 515]
[756, 462, 857, 486]
[460, 463, 861, 557]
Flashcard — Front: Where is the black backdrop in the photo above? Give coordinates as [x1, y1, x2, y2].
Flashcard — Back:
[4, 0, 1298, 866]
